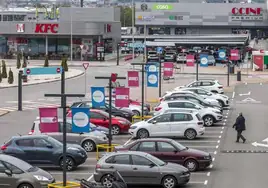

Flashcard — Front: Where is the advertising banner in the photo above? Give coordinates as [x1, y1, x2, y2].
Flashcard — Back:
[115, 87, 130, 107]
[147, 71, 158, 87]
[218, 49, 226, 61]
[186, 55, 195, 66]
[199, 54, 208, 67]
[163, 62, 174, 77]
[253, 55, 264, 70]
[146, 62, 159, 72]
[230, 49, 240, 61]
[91, 87, 105, 107]
[127, 71, 139, 87]
[72, 108, 90, 133]
[39, 107, 58, 133]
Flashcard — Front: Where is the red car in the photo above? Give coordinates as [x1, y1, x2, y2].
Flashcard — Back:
[67, 109, 131, 135]
[114, 138, 212, 172]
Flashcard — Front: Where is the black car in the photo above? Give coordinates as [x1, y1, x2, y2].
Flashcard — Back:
[70, 101, 135, 122]
[1, 135, 87, 171]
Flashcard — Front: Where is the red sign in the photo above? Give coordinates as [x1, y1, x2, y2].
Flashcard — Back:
[105, 24, 111, 33]
[260, 49, 264, 53]
[111, 73, 117, 82]
[35, 23, 59, 33]
[186, 55, 195, 66]
[232, 8, 262, 15]
[39, 108, 58, 133]
[115, 87, 129, 107]
[26, 69, 31, 74]
[127, 71, 139, 87]
[253, 55, 264, 70]
[230, 49, 240, 61]
[83, 63, 89, 70]
[163, 62, 174, 77]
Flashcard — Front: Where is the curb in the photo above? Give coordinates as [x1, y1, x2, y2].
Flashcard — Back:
[0, 111, 9, 117]
[0, 71, 84, 89]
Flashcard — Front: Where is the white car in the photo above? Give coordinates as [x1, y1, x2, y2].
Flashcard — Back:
[164, 52, 175, 61]
[175, 79, 224, 94]
[154, 100, 223, 126]
[147, 51, 158, 61]
[179, 87, 229, 107]
[129, 110, 205, 139]
[161, 90, 220, 107]
[176, 53, 186, 62]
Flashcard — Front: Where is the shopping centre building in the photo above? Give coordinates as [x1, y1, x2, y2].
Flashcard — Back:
[0, 7, 121, 60]
[122, 2, 268, 42]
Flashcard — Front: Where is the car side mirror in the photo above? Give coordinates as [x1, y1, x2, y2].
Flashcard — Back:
[152, 120, 157, 124]
[149, 163, 155, 168]
[46, 144, 53, 148]
[4, 169, 12, 176]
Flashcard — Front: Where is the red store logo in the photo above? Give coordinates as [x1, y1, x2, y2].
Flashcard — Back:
[35, 23, 59, 33]
[231, 7, 262, 15]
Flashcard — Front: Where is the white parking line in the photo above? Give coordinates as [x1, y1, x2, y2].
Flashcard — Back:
[209, 164, 213, 168]
[189, 181, 207, 184]
[232, 91, 235, 99]
[204, 180, 208, 185]
[217, 140, 220, 143]
[87, 174, 94, 181]
[212, 158, 215, 161]
[186, 145, 218, 148]
[178, 140, 219, 143]
[124, 137, 134, 145]
[207, 172, 211, 176]
[50, 172, 93, 175]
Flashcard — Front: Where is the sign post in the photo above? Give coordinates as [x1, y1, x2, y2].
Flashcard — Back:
[83, 63, 89, 94]
[80, 45, 84, 61]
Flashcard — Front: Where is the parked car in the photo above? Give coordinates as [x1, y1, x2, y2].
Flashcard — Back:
[69, 101, 135, 122]
[164, 51, 176, 61]
[67, 109, 132, 135]
[30, 119, 108, 152]
[129, 99, 151, 112]
[1, 135, 87, 171]
[129, 110, 205, 139]
[179, 87, 229, 107]
[0, 154, 55, 188]
[155, 100, 223, 126]
[176, 53, 186, 63]
[94, 151, 190, 188]
[147, 51, 158, 61]
[121, 47, 130, 54]
[176, 79, 224, 94]
[114, 138, 212, 172]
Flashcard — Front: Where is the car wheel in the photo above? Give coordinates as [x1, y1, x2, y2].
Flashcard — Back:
[18, 183, 33, 188]
[203, 115, 214, 127]
[111, 125, 120, 135]
[217, 100, 224, 107]
[137, 129, 149, 139]
[184, 159, 199, 172]
[82, 140, 96, 152]
[184, 129, 197, 140]
[101, 174, 114, 188]
[161, 175, 177, 188]
[60, 156, 75, 171]
[132, 110, 140, 116]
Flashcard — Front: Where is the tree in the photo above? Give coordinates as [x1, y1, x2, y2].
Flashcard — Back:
[8, 68, 14, 84]
[16, 54, 21, 69]
[44, 55, 49, 67]
[120, 6, 133, 27]
[2, 60, 7, 78]
[61, 57, 68, 72]
[22, 55, 27, 68]
[0, 66, 2, 83]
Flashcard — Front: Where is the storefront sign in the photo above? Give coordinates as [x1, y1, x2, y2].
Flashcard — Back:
[169, 15, 183, 21]
[163, 62, 174, 77]
[115, 87, 130, 107]
[127, 71, 139, 87]
[137, 15, 155, 21]
[16, 24, 25, 33]
[35, 23, 59, 33]
[200, 54, 208, 67]
[152, 4, 173, 10]
[231, 7, 263, 21]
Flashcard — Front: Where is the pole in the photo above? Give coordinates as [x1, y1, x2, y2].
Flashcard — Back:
[70, 7, 73, 62]
[117, 44, 119, 66]
[159, 60, 162, 97]
[108, 78, 112, 149]
[227, 61, 230, 87]
[84, 70, 87, 94]
[18, 70, 23, 111]
[61, 71, 65, 108]
[80, 0, 83, 7]
[141, 65, 145, 118]
[131, 0, 135, 60]
[196, 59, 199, 81]
[144, 24, 147, 63]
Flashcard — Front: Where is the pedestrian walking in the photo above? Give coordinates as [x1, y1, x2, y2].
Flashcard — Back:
[233, 112, 246, 143]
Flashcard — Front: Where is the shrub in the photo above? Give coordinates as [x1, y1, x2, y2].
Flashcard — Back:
[8, 68, 14, 84]
[44, 55, 49, 67]
[16, 54, 21, 69]
[22, 55, 27, 68]
[2, 60, 7, 78]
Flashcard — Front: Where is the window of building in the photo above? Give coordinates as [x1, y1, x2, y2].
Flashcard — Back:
[148, 27, 170, 35]
[175, 28, 186, 35]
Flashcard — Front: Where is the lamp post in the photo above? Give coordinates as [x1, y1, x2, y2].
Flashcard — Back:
[131, 0, 135, 61]
[70, 7, 73, 62]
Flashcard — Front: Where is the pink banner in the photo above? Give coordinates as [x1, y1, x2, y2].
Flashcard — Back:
[39, 108, 58, 133]
[253, 55, 264, 70]
[230, 49, 240, 61]
[163, 62, 174, 77]
[115, 87, 130, 107]
[186, 55, 195, 66]
[127, 71, 139, 87]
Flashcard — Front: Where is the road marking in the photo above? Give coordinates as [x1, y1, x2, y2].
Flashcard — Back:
[185, 145, 218, 148]
[217, 140, 220, 143]
[232, 91, 235, 99]
[245, 82, 247, 85]
[178, 140, 219, 143]
[0, 107, 17, 111]
[222, 127, 225, 129]
[219, 135, 222, 138]
[224, 119, 227, 122]
[220, 131, 223, 134]
[214, 151, 217, 155]
[124, 137, 134, 145]
[207, 172, 210, 176]
[87, 174, 94, 181]
[223, 122, 226, 125]
[204, 180, 208, 185]
[260, 83, 263, 85]
[239, 91, 251, 96]
[216, 145, 219, 149]
[50, 172, 92, 175]
[212, 158, 215, 161]
[205, 131, 223, 134]
[209, 164, 213, 168]
[189, 181, 207, 184]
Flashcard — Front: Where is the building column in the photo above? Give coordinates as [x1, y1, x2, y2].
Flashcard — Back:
[45, 36, 48, 55]
[98, 36, 101, 43]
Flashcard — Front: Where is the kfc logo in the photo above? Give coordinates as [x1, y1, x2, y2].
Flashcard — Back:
[35, 24, 59, 33]
[16, 24, 25, 33]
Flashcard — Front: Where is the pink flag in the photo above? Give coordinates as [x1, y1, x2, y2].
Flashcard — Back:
[39, 108, 59, 133]
[186, 55, 195, 66]
[163, 62, 174, 77]
[127, 71, 139, 87]
[230, 49, 240, 61]
[115, 87, 130, 107]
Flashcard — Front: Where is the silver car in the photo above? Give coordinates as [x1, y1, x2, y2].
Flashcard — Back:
[31, 118, 108, 152]
[94, 151, 190, 188]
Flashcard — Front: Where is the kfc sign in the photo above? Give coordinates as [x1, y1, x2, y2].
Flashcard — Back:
[16, 24, 25, 33]
[35, 24, 59, 33]
[231, 7, 263, 21]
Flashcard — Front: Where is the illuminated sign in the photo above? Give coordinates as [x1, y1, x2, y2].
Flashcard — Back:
[152, 4, 173, 10]
[169, 15, 183, 20]
[137, 15, 155, 21]
[231, 7, 263, 21]
[35, 24, 59, 33]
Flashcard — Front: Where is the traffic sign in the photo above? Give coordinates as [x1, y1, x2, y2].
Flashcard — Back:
[147, 72, 158, 87]
[91, 87, 105, 107]
[157, 47, 163, 54]
[80, 45, 84, 49]
[111, 73, 117, 82]
[83, 63, 89, 70]
[200, 54, 208, 67]
[72, 108, 90, 133]
[24, 67, 63, 75]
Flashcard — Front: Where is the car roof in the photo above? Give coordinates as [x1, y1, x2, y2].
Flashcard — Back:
[11, 135, 49, 140]
[0, 154, 26, 164]
[161, 100, 195, 104]
[103, 151, 149, 157]
[135, 138, 174, 142]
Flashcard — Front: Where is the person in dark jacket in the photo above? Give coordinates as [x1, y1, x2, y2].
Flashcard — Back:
[233, 112, 246, 143]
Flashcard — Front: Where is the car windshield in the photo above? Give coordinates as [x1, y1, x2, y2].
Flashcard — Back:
[47, 136, 63, 147]
[149, 52, 157, 55]
[98, 110, 115, 118]
[171, 140, 187, 151]
[6, 155, 35, 172]
[146, 154, 166, 166]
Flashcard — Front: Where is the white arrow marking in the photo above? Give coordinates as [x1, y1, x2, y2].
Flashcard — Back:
[239, 91, 251, 96]
[262, 137, 268, 144]
[252, 142, 268, 148]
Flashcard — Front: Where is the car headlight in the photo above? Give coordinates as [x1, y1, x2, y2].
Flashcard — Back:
[130, 126, 137, 129]
[123, 113, 130, 116]
[34, 175, 49, 181]
[213, 110, 222, 114]
[204, 155, 211, 160]
[119, 120, 128, 124]
[68, 147, 80, 151]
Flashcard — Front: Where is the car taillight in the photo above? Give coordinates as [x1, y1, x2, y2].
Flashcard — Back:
[218, 86, 223, 89]
[28, 130, 34, 135]
[96, 164, 101, 169]
[1, 145, 7, 150]
[197, 122, 204, 126]
[159, 98, 163, 101]
[155, 107, 162, 111]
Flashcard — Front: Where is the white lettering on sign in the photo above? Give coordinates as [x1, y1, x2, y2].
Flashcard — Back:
[148, 74, 158, 84]
[164, 68, 172, 71]
[129, 77, 138, 81]
[116, 95, 129, 100]
[92, 90, 104, 103]
[231, 53, 238, 56]
[73, 112, 89, 127]
[40, 117, 57, 123]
